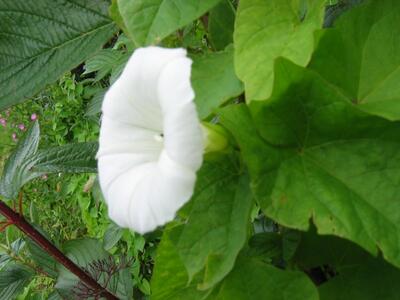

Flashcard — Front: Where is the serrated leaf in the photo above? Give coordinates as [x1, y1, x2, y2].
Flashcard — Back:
[86, 89, 106, 117]
[311, 0, 400, 120]
[26, 238, 57, 278]
[0, 263, 34, 300]
[219, 59, 400, 268]
[84, 49, 124, 81]
[0, 122, 40, 199]
[209, 0, 235, 50]
[103, 223, 123, 251]
[55, 238, 110, 296]
[192, 46, 243, 119]
[118, 0, 221, 46]
[175, 154, 253, 289]
[30, 142, 98, 173]
[234, 0, 325, 101]
[0, 124, 98, 199]
[212, 255, 319, 300]
[0, 0, 116, 110]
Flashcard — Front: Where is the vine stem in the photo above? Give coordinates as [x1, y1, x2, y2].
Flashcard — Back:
[0, 199, 119, 300]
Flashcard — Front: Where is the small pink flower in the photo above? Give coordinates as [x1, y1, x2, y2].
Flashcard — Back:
[30, 113, 38, 121]
[11, 133, 17, 141]
[0, 118, 6, 127]
[41, 174, 48, 180]
[18, 123, 25, 131]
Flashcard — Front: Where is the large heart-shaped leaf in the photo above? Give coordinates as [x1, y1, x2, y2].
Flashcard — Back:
[0, 0, 116, 110]
[219, 58, 400, 268]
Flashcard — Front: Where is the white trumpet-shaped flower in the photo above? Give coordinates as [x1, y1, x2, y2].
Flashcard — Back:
[97, 47, 204, 234]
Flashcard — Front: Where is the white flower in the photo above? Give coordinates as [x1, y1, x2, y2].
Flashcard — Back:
[97, 47, 204, 234]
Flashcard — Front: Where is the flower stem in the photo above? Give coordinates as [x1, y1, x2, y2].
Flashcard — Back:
[0, 200, 119, 300]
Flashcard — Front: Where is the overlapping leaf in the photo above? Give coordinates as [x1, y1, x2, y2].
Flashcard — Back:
[0, 122, 98, 199]
[234, 0, 325, 101]
[192, 46, 243, 119]
[220, 58, 400, 268]
[294, 230, 400, 300]
[175, 154, 252, 289]
[311, 0, 400, 120]
[0, 263, 34, 300]
[212, 255, 318, 300]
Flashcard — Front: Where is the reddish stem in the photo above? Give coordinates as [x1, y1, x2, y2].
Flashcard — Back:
[0, 200, 118, 300]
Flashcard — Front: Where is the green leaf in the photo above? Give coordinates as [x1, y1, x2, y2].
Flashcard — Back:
[220, 58, 400, 268]
[55, 238, 109, 296]
[294, 230, 400, 300]
[212, 255, 319, 300]
[0, 128, 98, 199]
[151, 225, 210, 300]
[103, 223, 123, 251]
[30, 142, 98, 174]
[84, 49, 124, 81]
[209, 0, 236, 50]
[175, 154, 253, 289]
[85, 89, 106, 117]
[0, 263, 34, 300]
[26, 238, 57, 278]
[118, 0, 221, 46]
[311, 0, 400, 120]
[234, 0, 325, 101]
[248, 230, 301, 263]
[0, 0, 116, 110]
[192, 46, 243, 119]
[0, 122, 40, 199]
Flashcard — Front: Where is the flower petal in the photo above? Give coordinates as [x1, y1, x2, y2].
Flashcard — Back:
[102, 47, 188, 130]
[158, 57, 204, 170]
[98, 47, 204, 234]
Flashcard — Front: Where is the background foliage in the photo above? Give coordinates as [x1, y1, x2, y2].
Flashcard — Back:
[1, 0, 400, 299]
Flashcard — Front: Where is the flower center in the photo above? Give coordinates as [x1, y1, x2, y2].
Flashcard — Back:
[154, 133, 164, 142]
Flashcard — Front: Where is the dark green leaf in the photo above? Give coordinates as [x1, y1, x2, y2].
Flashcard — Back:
[0, 122, 40, 199]
[0, 122, 98, 199]
[212, 255, 318, 300]
[209, 0, 235, 50]
[294, 230, 400, 300]
[26, 238, 57, 278]
[0, 263, 34, 300]
[0, 0, 116, 110]
[30, 142, 98, 173]
[103, 223, 123, 251]
[86, 89, 106, 117]
[55, 238, 109, 296]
